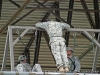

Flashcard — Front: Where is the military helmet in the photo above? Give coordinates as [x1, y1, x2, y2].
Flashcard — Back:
[66, 47, 73, 52]
[18, 55, 27, 61]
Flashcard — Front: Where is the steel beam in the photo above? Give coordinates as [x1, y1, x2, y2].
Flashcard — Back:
[79, 46, 93, 59]
[11, 26, 100, 48]
[92, 33, 100, 71]
[92, 0, 99, 70]
[41, 1, 56, 22]
[13, 28, 30, 46]
[0, 0, 2, 19]
[65, 0, 74, 47]
[11, 26, 100, 47]
[80, 0, 95, 29]
[93, 0, 99, 39]
[26, 7, 100, 12]
[8, 26, 100, 47]
[33, 30, 42, 65]
[9, 0, 20, 8]
[11, 26, 100, 32]
[55, 1, 60, 22]
[8, 26, 14, 71]
[12, 0, 48, 25]
[83, 31, 100, 48]
[23, 32, 35, 64]
[0, 0, 32, 34]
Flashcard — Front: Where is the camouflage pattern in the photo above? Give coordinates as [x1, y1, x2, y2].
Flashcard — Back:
[32, 64, 42, 72]
[15, 63, 43, 72]
[68, 56, 80, 72]
[15, 55, 42, 72]
[18, 55, 27, 62]
[15, 62, 32, 72]
[35, 21, 70, 68]
[66, 47, 73, 52]
[66, 47, 80, 72]
[35, 21, 70, 42]
[50, 38, 69, 68]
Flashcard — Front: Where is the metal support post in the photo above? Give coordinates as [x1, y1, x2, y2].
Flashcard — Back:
[8, 26, 14, 71]
[1, 31, 9, 71]
[93, 0, 99, 39]
[92, 33, 100, 71]
[23, 32, 35, 64]
[0, 0, 2, 19]
[65, 0, 74, 46]
[33, 30, 42, 65]
[55, 1, 60, 22]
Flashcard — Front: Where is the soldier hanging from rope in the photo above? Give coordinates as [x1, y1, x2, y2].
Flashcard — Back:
[35, 19, 70, 72]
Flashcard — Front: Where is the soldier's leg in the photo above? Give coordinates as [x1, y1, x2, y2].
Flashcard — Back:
[60, 41, 69, 72]
[50, 41, 64, 72]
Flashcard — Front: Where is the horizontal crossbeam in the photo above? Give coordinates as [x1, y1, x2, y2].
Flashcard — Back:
[11, 26, 100, 33]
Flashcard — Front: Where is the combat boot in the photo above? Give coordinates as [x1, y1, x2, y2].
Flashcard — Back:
[64, 67, 69, 72]
[59, 66, 64, 72]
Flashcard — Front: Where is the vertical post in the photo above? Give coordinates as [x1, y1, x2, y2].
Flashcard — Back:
[55, 1, 60, 22]
[1, 31, 9, 71]
[92, 0, 99, 71]
[93, 0, 99, 39]
[23, 34, 35, 64]
[0, 0, 2, 19]
[65, 0, 74, 46]
[33, 30, 42, 65]
[92, 33, 100, 71]
[8, 26, 14, 71]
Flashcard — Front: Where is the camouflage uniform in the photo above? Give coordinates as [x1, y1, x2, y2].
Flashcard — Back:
[15, 62, 32, 72]
[15, 55, 42, 72]
[35, 21, 70, 69]
[32, 64, 42, 72]
[68, 56, 80, 72]
[66, 47, 80, 72]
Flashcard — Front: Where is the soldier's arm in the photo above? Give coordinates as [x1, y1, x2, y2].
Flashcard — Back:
[60, 22, 70, 29]
[35, 22, 47, 29]
[74, 57, 81, 72]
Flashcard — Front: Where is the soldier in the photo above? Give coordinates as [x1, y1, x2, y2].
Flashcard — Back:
[35, 20, 70, 72]
[66, 47, 81, 72]
[15, 55, 42, 72]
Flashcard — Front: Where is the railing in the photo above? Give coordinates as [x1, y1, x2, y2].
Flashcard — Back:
[0, 71, 100, 75]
